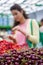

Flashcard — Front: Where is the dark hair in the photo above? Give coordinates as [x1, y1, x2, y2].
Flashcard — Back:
[10, 4, 28, 27]
[41, 19, 43, 22]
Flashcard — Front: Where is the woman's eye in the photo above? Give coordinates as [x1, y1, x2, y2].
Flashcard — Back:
[14, 13, 17, 15]
[13, 13, 17, 16]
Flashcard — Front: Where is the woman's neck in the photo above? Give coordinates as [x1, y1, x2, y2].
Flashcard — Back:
[20, 17, 26, 24]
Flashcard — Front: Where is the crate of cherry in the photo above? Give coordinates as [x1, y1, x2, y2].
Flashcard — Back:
[0, 47, 43, 65]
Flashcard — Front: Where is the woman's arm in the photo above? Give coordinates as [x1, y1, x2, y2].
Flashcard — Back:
[27, 19, 39, 44]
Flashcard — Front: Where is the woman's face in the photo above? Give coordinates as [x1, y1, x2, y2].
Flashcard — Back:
[11, 10, 23, 22]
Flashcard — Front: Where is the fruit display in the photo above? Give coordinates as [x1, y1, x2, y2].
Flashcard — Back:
[0, 40, 21, 54]
[0, 48, 43, 65]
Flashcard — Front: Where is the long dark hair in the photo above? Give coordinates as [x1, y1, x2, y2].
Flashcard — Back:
[10, 4, 28, 27]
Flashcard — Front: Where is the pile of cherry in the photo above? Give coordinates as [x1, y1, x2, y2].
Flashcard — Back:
[0, 40, 21, 54]
[0, 48, 43, 65]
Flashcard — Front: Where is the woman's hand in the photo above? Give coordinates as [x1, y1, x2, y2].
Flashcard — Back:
[8, 35, 17, 43]
[12, 28, 26, 36]
[12, 27, 29, 38]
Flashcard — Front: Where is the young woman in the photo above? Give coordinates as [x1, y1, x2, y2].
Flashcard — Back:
[9, 4, 39, 49]
[0, 4, 40, 54]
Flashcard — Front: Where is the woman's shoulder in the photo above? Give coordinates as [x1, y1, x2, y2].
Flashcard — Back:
[26, 19, 31, 23]
[27, 19, 39, 27]
[26, 19, 36, 24]
[29, 19, 37, 24]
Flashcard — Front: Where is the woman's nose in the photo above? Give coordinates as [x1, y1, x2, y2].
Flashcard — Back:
[14, 15, 17, 19]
